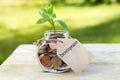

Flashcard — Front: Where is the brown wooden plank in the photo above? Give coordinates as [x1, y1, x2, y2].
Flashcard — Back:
[0, 44, 120, 80]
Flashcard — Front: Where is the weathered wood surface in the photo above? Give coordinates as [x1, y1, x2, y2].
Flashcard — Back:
[0, 44, 120, 80]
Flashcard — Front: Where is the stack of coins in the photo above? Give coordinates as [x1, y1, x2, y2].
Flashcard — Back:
[38, 41, 67, 69]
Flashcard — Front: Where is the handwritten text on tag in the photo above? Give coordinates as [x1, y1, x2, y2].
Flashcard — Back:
[57, 38, 94, 74]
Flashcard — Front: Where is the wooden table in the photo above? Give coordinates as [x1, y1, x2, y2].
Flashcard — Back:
[0, 44, 120, 80]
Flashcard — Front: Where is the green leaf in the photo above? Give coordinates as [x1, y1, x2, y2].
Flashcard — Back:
[37, 18, 48, 24]
[55, 20, 68, 31]
[50, 13, 56, 18]
[40, 8, 47, 13]
[39, 9, 49, 19]
[46, 3, 53, 14]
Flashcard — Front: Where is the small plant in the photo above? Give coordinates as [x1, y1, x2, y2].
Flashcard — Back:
[35, 3, 71, 73]
[37, 3, 68, 34]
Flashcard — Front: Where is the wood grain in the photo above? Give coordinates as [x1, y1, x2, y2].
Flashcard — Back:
[0, 44, 120, 80]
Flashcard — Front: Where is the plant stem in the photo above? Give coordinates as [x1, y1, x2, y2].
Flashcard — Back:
[51, 18, 56, 34]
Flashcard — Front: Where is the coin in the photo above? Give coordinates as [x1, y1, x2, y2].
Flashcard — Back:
[51, 55, 62, 69]
[49, 42, 57, 50]
[37, 38, 67, 70]
[40, 55, 52, 68]
[38, 49, 46, 54]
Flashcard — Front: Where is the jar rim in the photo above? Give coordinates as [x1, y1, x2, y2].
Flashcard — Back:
[44, 30, 68, 33]
[44, 30, 69, 39]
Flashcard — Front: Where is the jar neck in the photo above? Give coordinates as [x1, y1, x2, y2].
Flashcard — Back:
[44, 30, 69, 40]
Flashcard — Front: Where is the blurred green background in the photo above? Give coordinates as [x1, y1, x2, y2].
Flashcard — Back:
[0, 0, 120, 65]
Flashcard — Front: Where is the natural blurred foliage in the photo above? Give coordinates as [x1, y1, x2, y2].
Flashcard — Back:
[83, 0, 120, 4]
[0, 0, 120, 64]
[50, 0, 120, 4]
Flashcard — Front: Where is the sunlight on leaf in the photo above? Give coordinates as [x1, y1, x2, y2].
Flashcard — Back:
[55, 20, 68, 31]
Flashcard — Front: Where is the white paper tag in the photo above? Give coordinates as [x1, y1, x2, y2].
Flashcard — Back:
[57, 38, 94, 74]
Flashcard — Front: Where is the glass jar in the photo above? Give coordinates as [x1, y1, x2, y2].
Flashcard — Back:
[36, 30, 71, 73]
